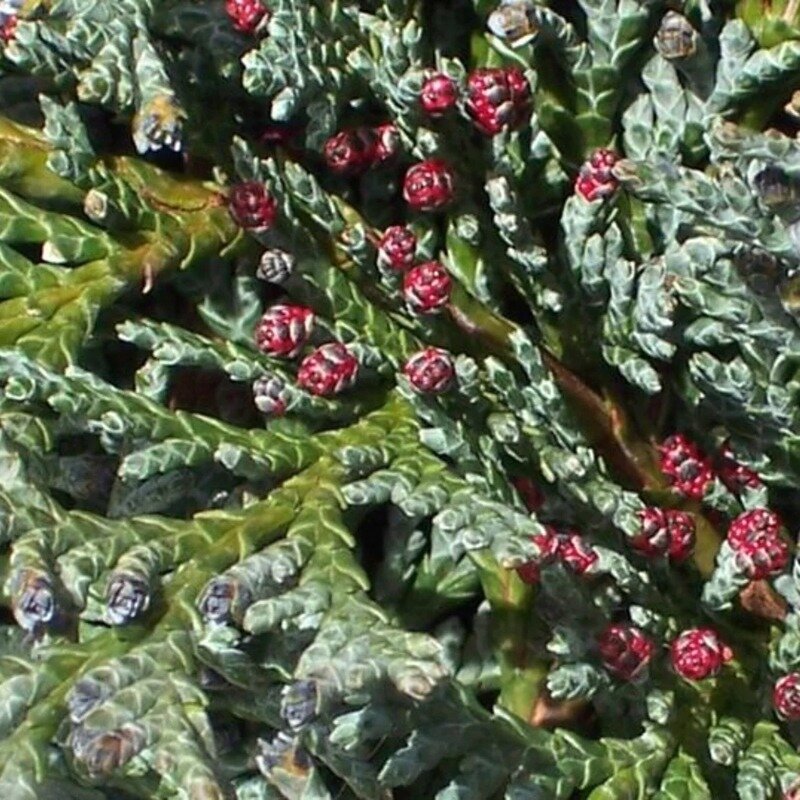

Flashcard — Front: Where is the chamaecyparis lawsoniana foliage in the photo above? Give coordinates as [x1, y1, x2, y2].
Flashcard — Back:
[2, 0, 800, 798]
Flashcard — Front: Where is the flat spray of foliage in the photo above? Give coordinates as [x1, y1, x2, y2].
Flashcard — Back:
[0, 0, 799, 798]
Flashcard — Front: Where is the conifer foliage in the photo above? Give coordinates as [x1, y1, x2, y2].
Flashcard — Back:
[1, 0, 800, 798]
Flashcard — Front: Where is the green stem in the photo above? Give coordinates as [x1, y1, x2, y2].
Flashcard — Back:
[470, 550, 549, 723]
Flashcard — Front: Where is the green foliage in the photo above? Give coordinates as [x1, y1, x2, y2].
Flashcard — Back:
[0, 0, 799, 798]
